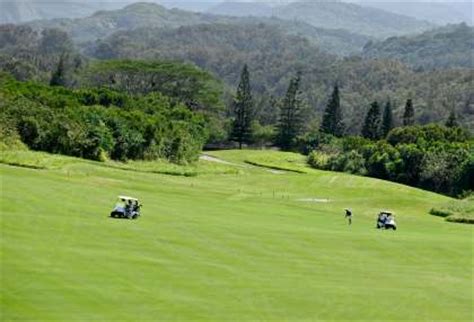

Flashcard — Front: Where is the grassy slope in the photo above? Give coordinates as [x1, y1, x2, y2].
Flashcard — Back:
[1, 150, 472, 321]
[430, 195, 474, 224]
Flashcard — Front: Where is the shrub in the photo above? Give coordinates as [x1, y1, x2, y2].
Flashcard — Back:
[306, 125, 472, 196]
[1, 75, 209, 164]
[308, 151, 331, 170]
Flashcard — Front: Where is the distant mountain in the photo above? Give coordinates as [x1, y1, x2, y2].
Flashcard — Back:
[26, 2, 370, 56]
[158, 0, 225, 12]
[208, 1, 435, 38]
[85, 22, 335, 93]
[360, 1, 473, 26]
[207, 2, 274, 17]
[363, 23, 474, 69]
[0, 0, 129, 24]
[26, 3, 217, 43]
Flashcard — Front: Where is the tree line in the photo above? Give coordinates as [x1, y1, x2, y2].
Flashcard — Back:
[0, 59, 221, 164]
[230, 65, 463, 149]
[229, 64, 472, 196]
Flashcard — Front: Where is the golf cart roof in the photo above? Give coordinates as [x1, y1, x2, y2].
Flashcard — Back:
[118, 195, 138, 201]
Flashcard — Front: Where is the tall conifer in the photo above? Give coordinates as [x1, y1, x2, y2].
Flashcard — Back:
[382, 101, 394, 137]
[320, 84, 344, 137]
[362, 101, 382, 140]
[276, 73, 305, 150]
[230, 64, 253, 149]
[403, 99, 415, 126]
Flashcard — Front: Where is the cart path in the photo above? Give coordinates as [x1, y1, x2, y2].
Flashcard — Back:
[200, 154, 287, 174]
[199, 154, 244, 166]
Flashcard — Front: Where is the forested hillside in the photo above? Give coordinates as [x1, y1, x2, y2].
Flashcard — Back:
[361, 1, 472, 26]
[0, 0, 125, 24]
[25, 3, 369, 56]
[25, 3, 211, 43]
[363, 23, 474, 70]
[208, 0, 434, 38]
[0, 58, 224, 163]
[86, 23, 474, 133]
[0, 2, 472, 195]
[0, 24, 82, 83]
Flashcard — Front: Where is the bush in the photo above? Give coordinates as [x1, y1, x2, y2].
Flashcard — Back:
[306, 125, 472, 196]
[1, 75, 209, 164]
[308, 151, 331, 170]
[429, 208, 452, 218]
[251, 121, 275, 148]
[296, 132, 338, 155]
[387, 124, 469, 147]
[430, 196, 474, 224]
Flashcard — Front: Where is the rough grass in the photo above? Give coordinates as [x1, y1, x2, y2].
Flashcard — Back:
[1, 149, 472, 321]
[0, 149, 241, 176]
[430, 195, 474, 224]
[207, 149, 314, 173]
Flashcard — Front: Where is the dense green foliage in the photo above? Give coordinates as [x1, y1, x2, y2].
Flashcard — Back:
[1, 7, 472, 196]
[0, 24, 81, 83]
[27, 2, 369, 56]
[2, 23, 473, 135]
[82, 60, 223, 113]
[363, 23, 474, 70]
[306, 125, 473, 196]
[0, 71, 210, 163]
[86, 24, 474, 133]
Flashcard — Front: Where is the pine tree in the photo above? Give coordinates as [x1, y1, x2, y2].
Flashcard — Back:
[50, 53, 67, 87]
[362, 101, 382, 140]
[230, 64, 253, 149]
[381, 101, 394, 137]
[403, 99, 415, 126]
[445, 110, 459, 128]
[276, 73, 305, 150]
[320, 84, 344, 137]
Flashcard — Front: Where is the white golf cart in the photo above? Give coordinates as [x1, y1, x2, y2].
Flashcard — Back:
[376, 211, 397, 230]
[110, 196, 141, 219]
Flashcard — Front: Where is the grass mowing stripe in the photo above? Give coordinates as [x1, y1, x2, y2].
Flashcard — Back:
[1, 150, 472, 321]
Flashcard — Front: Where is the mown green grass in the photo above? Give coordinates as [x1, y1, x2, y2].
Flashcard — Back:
[1, 149, 472, 321]
[207, 149, 314, 173]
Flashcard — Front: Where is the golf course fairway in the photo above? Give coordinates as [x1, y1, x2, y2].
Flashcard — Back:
[1, 150, 472, 321]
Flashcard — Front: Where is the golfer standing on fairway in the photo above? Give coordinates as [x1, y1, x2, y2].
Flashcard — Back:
[345, 208, 353, 225]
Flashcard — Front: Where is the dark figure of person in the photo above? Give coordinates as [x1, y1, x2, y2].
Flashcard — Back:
[125, 199, 133, 216]
[377, 213, 386, 229]
[345, 208, 353, 225]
